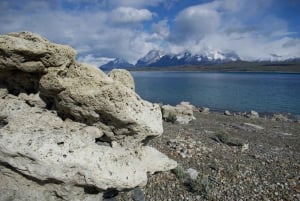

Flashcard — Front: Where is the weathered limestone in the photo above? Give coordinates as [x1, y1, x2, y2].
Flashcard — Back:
[108, 69, 135, 91]
[0, 32, 75, 72]
[0, 32, 177, 200]
[1, 32, 163, 146]
[39, 62, 162, 146]
[161, 102, 196, 124]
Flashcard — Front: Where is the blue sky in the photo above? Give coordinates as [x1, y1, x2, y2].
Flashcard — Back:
[0, 0, 299, 66]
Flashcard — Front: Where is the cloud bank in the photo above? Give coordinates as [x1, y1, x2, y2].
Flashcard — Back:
[110, 7, 153, 24]
[0, 0, 299, 66]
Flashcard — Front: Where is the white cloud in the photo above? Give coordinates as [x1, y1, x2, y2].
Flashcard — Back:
[0, 1, 161, 64]
[110, 7, 153, 24]
[152, 19, 169, 39]
[0, 0, 299, 64]
[166, 0, 300, 60]
[172, 4, 220, 43]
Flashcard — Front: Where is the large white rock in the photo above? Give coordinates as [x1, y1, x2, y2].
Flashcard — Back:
[39, 63, 162, 146]
[0, 95, 176, 192]
[1, 32, 163, 146]
[0, 32, 177, 200]
[0, 165, 103, 201]
[0, 31, 75, 72]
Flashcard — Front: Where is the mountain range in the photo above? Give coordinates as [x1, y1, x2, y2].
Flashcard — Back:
[99, 50, 298, 70]
[100, 58, 134, 70]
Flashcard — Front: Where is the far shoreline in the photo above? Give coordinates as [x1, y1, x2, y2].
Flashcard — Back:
[158, 102, 300, 121]
[196, 107, 300, 121]
[129, 70, 300, 74]
[122, 60, 300, 73]
[128, 68, 300, 74]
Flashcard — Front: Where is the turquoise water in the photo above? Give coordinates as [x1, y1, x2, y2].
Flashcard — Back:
[131, 72, 300, 115]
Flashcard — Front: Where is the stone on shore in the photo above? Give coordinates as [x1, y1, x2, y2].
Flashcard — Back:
[161, 102, 196, 124]
[272, 114, 289, 122]
[0, 32, 177, 200]
[224, 110, 231, 116]
[246, 110, 260, 118]
[199, 107, 210, 114]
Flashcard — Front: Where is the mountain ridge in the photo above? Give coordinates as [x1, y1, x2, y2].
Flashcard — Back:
[99, 50, 300, 70]
[100, 58, 134, 70]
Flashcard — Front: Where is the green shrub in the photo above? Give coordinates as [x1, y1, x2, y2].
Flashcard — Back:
[172, 167, 211, 199]
[215, 130, 229, 143]
[188, 175, 210, 197]
[172, 166, 189, 181]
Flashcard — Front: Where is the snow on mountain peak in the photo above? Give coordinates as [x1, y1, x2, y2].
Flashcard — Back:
[140, 50, 164, 62]
[101, 49, 241, 69]
[100, 57, 134, 70]
[136, 50, 165, 66]
[135, 49, 241, 67]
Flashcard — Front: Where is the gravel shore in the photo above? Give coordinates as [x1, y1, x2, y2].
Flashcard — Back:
[117, 110, 300, 201]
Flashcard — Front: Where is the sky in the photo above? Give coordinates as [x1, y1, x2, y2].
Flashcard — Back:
[0, 0, 300, 66]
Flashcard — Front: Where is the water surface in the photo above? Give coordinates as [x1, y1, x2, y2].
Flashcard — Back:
[131, 72, 300, 114]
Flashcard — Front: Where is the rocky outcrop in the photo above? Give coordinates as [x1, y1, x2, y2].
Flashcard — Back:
[0, 32, 177, 200]
[161, 102, 196, 124]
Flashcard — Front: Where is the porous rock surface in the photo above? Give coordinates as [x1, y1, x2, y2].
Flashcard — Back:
[108, 69, 135, 91]
[0, 32, 177, 201]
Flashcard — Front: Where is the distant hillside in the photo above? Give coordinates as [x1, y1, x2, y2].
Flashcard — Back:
[100, 49, 300, 72]
[128, 61, 300, 73]
[100, 50, 241, 70]
[135, 50, 240, 67]
[100, 58, 134, 70]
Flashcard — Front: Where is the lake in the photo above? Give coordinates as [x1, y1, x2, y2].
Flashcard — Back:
[131, 72, 300, 115]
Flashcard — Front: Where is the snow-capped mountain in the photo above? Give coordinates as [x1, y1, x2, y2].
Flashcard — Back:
[136, 50, 240, 67]
[135, 50, 165, 67]
[100, 50, 241, 69]
[100, 58, 134, 70]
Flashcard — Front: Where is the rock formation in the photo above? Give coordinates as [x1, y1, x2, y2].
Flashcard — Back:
[0, 32, 177, 201]
[161, 102, 196, 124]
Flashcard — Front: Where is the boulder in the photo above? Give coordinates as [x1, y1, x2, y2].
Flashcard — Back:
[108, 69, 135, 91]
[1, 32, 163, 146]
[272, 114, 289, 122]
[246, 110, 259, 118]
[0, 32, 75, 94]
[224, 110, 231, 116]
[39, 62, 162, 146]
[199, 107, 210, 114]
[0, 32, 177, 200]
[161, 102, 196, 124]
